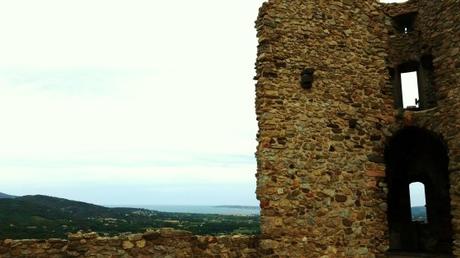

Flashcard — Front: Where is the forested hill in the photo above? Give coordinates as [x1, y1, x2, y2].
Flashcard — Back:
[1, 195, 147, 218]
[0, 195, 259, 239]
[0, 192, 16, 199]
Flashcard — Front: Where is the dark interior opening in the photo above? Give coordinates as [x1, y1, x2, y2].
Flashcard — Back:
[388, 67, 396, 80]
[398, 61, 419, 74]
[385, 127, 453, 254]
[421, 54, 434, 70]
[418, 54, 437, 108]
[393, 12, 417, 34]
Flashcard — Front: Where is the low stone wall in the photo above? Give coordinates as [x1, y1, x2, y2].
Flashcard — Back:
[0, 229, 259, 258]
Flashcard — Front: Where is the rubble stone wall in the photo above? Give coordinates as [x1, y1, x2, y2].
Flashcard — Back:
[0, 229, 259, 258]
[255, 0, 459, 257]
[255, 0, 393, 257]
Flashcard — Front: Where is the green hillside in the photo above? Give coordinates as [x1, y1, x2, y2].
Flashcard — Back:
[0, 195, 259, 239]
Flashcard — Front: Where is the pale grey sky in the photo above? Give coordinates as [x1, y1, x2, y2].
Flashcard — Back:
[0, 0, 416, 206]
[409, 182, 426, 207]
[401, 71, 419, 108]
[0, 0, 264, 205]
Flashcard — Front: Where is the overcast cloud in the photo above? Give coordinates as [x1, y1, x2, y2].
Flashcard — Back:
[0, 0, 264, 205]
[0, 0, 413, 205]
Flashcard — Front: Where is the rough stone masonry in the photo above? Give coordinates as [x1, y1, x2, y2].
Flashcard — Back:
[254, 0, 459, 257]
[1, 0, 459, 257]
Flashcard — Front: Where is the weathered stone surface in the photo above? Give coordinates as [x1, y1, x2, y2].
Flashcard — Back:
[135, 239, 146, 248]
[122, 240, 134, 249]
[254, 0, 459, 257]
[142, 230, 161, 240]
[255, 0, 393, 256]
[0, 230, 259, 258]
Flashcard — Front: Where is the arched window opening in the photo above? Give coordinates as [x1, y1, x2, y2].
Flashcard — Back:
[409, 182, 427, 223]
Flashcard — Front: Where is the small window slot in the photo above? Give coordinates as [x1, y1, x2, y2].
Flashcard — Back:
[409, 182, 427, 223]
[393, 12, 417, 34]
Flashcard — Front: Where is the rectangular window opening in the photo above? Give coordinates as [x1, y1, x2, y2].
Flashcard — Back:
[401, 71, 419, 109]
[393, 12, 417, 34]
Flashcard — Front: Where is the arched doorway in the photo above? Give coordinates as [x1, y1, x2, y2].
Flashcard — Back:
[384, 127, 453, 254]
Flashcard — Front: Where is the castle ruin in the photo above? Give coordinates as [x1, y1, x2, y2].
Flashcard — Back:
[1, 0, 459, 257]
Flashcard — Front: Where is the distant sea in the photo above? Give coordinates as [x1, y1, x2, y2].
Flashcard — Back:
[107, 205, 260, 216]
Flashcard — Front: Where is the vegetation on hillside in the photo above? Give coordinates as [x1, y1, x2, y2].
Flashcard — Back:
[0, 195, 260, 240]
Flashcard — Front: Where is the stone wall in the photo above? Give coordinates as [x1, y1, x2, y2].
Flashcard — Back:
[255, 0, 459, 257]
[384, 0, 460, 255]
[255, 0, 393, 256]
[0, 229, 259, 258]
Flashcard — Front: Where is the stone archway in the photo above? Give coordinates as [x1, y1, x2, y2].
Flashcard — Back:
[384, 126, 453, 255]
